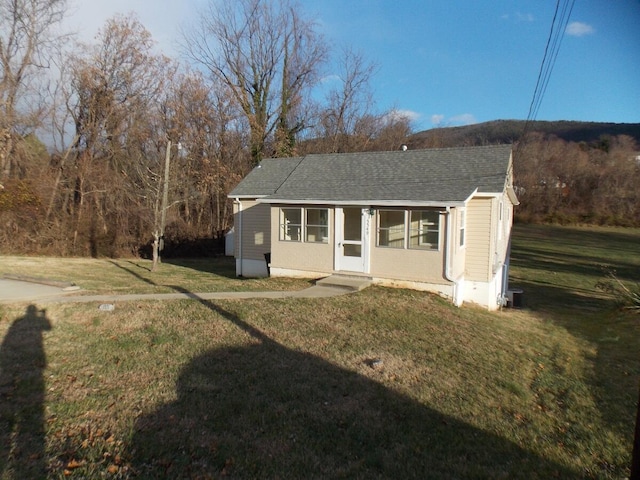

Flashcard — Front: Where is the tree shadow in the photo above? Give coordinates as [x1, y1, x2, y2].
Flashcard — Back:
[511, 224, 640, 282]
[108, 260, 158, 285]
[128, 293, 579, 479]
[163, 257, 238, 280]
[0, 305, 52, 478]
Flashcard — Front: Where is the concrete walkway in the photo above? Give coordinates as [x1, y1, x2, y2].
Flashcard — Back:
[0, 275, 371, 304]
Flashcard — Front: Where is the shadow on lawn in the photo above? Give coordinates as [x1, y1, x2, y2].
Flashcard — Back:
[0, 305, 51, 478]
[128, 290, 579, 479]
[164, 257, 238, 280]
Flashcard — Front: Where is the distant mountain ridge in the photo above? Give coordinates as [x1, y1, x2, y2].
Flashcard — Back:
[407, 120, 640, 148]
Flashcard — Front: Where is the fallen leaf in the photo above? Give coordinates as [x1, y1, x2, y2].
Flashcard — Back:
[66, 459, 83, 469]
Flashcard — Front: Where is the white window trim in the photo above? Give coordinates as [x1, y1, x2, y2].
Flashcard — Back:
[376, 208, 442, 251]
[376, 209, 406, 249]
[305, 208, 329, 243]
[279, 207, 329, 243]
[459, 208, 466, 249]
[280, 207, 302, 241]
[412, 210, 440, 251]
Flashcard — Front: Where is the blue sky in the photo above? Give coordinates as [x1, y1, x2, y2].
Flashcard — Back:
[68, 0, 639, 131]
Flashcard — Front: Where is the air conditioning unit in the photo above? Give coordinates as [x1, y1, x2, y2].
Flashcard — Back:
[506, 288, 524, 308]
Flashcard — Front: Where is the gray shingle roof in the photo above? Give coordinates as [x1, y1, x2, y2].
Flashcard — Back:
[229, 144, 512, 205]
[229, 157, 303, 197]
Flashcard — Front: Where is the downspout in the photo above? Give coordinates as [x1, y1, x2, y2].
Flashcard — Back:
[234, 198, 243, 277]
[444, 207, 458, 304]
[501, 236, 513, 303]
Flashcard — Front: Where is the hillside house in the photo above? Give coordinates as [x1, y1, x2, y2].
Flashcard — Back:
[229, 144, 519, 310]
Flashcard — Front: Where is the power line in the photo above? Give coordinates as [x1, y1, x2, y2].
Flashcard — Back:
[521, 0, 576, 142]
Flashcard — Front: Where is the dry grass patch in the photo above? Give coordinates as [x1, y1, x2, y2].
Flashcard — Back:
[0, 256, 311, 295]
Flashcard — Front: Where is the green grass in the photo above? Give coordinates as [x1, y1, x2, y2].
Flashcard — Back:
[0, 256, 311, 295]
[0, 225, 639, 478]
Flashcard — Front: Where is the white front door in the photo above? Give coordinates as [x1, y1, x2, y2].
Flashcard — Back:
[335, 207, 368, 273]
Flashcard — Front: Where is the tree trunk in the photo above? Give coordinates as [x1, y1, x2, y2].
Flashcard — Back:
[151, 231, 160, 272]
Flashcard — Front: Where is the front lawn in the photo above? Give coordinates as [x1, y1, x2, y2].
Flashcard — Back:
[0, 224, 638, 478]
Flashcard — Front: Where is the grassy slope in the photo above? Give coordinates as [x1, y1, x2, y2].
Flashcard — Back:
[0, 224, 639, 478]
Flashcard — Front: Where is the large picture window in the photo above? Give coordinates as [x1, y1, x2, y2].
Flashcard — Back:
[409, 210, 440, 250]
[306, 209, 329, 243]
[280, 208, 302, 241]
[378, 210, 405, 248]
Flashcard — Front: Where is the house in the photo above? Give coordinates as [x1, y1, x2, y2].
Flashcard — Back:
[228, 144, 519, 310]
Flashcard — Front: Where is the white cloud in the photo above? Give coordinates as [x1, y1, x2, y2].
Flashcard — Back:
[394, 109, 421, 122]
[320, 74, 341, 84]
[431, 113, 477, 127]
[385, 109, 421, 124]
[65, 0, 199, 55]
[566, 21, 595, 37]
[430, 114, 445, 125]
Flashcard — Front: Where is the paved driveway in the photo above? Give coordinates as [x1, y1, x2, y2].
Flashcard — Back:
[0, 279, 74, 302]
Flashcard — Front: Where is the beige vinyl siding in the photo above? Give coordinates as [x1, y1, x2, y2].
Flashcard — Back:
[270, 205, 334, 273]
[371, 247, 445, 283]
[371, 212, 446, 283]
[465, 197, 493, 281]
[236, 200, 272, 261]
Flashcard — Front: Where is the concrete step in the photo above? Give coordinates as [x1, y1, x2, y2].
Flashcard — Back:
[316, 274, 372, 292]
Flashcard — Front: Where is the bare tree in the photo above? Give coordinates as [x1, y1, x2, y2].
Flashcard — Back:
[183, 0, 327, 165]
[164, 72, 247, 234]
[69, 14, 175, 256]
[0, 0, 68, 177]
[314, 48, 377, 153]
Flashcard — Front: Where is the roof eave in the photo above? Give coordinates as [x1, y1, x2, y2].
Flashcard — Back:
[257, 198, 467, 208]
[228, 194, 269, 200]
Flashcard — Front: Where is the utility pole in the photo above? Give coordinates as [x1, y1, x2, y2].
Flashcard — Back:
[160, 139, 172, 251]
[152, 139, 173, 272]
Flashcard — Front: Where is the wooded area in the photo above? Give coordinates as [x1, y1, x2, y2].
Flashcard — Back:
[409, 123, 640, 227]
[1, 0, 638, 259]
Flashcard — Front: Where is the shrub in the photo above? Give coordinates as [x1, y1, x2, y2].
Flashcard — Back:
[596, 270, 640, 312]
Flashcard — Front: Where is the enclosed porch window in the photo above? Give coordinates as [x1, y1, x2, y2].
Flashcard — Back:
[409, 210, 440, 250]
[280, 208, 301, 241]
[377, 210, 405, 248]
[279, 207, 329, 243]
[306, 208, 329, 243]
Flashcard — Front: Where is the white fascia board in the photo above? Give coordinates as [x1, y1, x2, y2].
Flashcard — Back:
[472, 187, 519, 205]
[227, 194, 269, 200]
[463, 188, 479, 204]
[471, 191, 502, 199]
[257, 198, 466, 208]
[506, 186, 520, 206]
